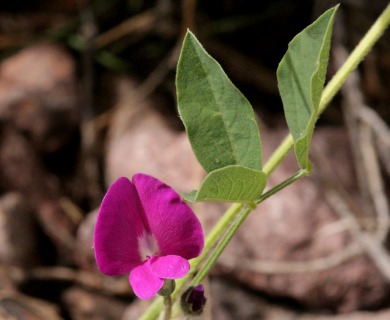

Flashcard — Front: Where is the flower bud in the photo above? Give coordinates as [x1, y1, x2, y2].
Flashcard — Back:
[158, 279, 176, 296]
[180, 284, 206, 316]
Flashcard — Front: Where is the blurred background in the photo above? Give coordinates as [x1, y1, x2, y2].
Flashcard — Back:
[0, 0, 389, 319]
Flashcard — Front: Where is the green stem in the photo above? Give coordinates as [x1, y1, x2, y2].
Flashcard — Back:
[172, 202, 243, 294]
[320, 3, 390, 113]
[190, 169, 308, 287]
[139, 4, 390, 319]
[264, 3, 390, 178]
[161, 295, 172, 320]
[199, 203, 243, 254]
[255, 170, 308, 204]
[191, 205, 251, 285]
[263, 135, 294, 177]
[139, 203, 244, 320]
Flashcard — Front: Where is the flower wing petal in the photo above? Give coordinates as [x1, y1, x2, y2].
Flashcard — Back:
[150, 255, 190, 279]
[132, 174, 204, 259]
[94, 177, 144, 276]
[130, 261, 164, 300]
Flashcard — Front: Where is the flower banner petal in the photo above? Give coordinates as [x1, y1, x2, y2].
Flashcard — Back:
[132, 174, 204, 260]
[94, 177, 144, 276]
[130, 261, 164, 300]
[150, 255, 190, 279]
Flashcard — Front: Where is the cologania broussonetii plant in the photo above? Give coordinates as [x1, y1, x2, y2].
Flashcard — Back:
[94, 174, 204, 300]
[93, 3, 390, 319]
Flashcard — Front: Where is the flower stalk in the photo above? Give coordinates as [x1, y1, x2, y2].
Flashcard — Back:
[162, 295, 172, 320]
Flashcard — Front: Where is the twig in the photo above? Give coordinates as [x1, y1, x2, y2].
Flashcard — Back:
[359, 122, 390, 241]
[219, 242, 362, 274]
[93, 10, 156, 49]
[312, 130, 390, 280]
[334, 12, 390, 241]
[59, 197, 85, 225]
[325, 189, 390, 281]
[310, 122, 390, 280]
[79, 4, 104, 208]
[94, 0, 192, 132]
[93, 43, 180, 131]
[357, 106, 390, 175]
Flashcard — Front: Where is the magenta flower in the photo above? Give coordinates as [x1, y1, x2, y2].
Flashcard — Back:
[94, 174, 204, 299]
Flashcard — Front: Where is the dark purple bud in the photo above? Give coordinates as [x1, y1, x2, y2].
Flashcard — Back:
[180, 284, 206, 316]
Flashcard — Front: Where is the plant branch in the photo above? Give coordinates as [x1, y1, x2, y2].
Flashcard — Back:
[264, 3, 390, 178]
[139, 4, 390, 319]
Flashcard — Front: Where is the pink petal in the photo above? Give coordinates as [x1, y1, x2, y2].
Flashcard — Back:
[130, 260, 164, 300]
[150, 255, 190, 279]
[132, 174, 204, 260]
[94, 177, 144, 276]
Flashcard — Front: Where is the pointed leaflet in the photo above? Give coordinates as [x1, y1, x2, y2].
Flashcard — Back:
[177, 30, 262, 173]
[183, 165, 266, 203]
[277, 6, 338, 169]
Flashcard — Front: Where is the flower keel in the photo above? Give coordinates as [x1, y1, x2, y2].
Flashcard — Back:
[130, 258, 164, 300]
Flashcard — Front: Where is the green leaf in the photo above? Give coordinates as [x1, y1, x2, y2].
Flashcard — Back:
[176, 30, 262, 173]
[277, 6, 338, 169]
[183, 165, 266, 203]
